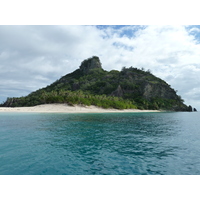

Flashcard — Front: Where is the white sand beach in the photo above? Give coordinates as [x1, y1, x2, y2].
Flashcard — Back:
[0, 103, 161, 113]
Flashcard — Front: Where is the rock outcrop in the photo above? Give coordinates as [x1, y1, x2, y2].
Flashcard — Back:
[79, 56, 103, 74]
[111, 85, 123, 97]
[143, 83, 178, 100]
[188, 105, 193, 112]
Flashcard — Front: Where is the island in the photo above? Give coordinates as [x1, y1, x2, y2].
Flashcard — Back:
[0, 56, 195, 111]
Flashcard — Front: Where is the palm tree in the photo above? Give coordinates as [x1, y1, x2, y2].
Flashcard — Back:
[41, 91, 48, 104]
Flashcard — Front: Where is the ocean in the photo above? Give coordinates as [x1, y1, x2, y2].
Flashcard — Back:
[0, 111, 200, 175]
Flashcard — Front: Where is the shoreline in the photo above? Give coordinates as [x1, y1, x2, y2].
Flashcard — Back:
[0, 103, 161, 113]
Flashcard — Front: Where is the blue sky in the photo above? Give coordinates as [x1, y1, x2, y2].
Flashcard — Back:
[1, 25, 200, 109]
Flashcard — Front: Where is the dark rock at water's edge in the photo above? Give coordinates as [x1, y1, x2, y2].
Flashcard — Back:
[0, 56, 195, 111]
[188, 105, 193, 112]
[188, 105, 198, 112]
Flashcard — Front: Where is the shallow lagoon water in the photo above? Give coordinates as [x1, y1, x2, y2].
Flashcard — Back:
[0, 111, 200, 175]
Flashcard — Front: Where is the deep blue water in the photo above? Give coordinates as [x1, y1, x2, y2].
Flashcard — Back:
[0, 111, 200, 175]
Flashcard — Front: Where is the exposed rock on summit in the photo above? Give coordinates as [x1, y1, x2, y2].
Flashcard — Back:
[79, 56, 103, 74]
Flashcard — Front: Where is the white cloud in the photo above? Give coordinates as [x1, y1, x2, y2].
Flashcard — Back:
[1, 25, 200, 109]
[189, 27, 200, 34]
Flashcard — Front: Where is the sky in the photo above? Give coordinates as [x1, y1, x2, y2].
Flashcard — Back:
[1, 25, 200, 109]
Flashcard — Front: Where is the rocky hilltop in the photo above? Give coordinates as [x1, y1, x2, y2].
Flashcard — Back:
[80, 56, 102, 74]
[1, 56, 193, 111]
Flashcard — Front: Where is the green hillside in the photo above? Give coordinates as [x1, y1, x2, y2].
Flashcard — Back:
[1, 56, 191, 111]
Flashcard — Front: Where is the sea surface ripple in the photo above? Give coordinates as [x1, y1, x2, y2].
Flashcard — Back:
[0, 112, 200, 175]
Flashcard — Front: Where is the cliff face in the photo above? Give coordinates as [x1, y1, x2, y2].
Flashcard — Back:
[143, 83, 177, 100]
[111, 85, 124, 97]
[79, 56, 103, 74]
[1, 56, 191, 111]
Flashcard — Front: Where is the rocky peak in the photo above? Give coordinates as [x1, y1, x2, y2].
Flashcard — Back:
[79, 56, 102, 74]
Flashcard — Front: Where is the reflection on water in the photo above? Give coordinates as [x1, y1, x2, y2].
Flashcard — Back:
[0, 112, 200, 174]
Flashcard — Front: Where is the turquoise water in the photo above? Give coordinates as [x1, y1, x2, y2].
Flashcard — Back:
[0, 111, 200, 175]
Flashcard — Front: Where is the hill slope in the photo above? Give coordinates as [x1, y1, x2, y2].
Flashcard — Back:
[1, 56, 191, 111]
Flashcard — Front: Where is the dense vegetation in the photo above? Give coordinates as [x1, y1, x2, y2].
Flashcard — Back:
[4, 91, 137, 110]
[1, 56, 191, 111]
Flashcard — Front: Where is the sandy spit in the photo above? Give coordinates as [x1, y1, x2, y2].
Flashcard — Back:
[0, 104, 161, 113]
